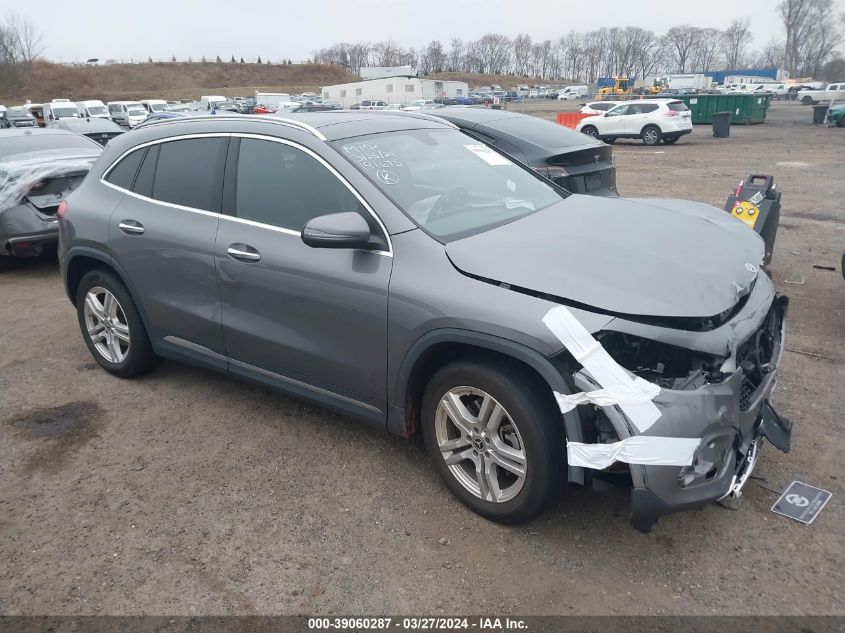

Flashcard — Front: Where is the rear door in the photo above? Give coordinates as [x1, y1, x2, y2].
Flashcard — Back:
[105, 135, 228, 364]
[214, 133, 392, 418]
[623, 102, 659, 135]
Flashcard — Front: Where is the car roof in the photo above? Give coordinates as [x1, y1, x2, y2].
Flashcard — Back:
[52, 118, 123, 132]
[130, 111, 454, 142]
[430, 107, 601, 154]
[0, 127, 80, 139]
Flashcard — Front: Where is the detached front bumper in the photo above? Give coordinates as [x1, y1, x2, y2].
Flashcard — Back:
[627, 296, 790, 530]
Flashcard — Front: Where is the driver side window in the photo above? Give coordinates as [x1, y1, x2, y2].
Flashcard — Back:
[606, 106, 628, 117]
[234, 138, 364, 232]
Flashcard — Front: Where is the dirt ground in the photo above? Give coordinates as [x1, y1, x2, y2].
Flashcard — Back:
[1, 102, 843, 616]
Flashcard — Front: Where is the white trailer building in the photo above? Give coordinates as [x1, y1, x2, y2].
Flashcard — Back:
[322, 77, 469, 108]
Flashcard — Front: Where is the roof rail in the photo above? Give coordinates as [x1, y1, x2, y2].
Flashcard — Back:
[134, 113, 327, 141]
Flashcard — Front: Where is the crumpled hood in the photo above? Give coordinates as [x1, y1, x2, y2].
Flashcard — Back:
[445, 194, 765, 319]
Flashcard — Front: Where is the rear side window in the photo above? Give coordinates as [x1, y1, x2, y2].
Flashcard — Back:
[667, 102, 690, 112]
[637, 103, 659, 114]
[234, 138, 363, 232]
[105, 148, 144, 189]
[151, 138, 227, 211]
[132, 145, 158, 197]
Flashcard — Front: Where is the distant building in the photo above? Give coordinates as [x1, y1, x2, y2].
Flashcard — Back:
[360, 66, 418, 80]
[322, 77, 469, 107]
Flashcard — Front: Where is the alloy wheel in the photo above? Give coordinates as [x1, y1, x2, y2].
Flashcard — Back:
[83, 286, 131, 363]
[434, 387, 527, 503]
[643, 128, 660, 145]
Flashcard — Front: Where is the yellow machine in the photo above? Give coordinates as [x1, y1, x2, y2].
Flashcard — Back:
[597, 77, 633, 100]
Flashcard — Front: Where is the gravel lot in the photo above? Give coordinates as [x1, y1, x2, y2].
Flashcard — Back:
[1, 102, 843, 616]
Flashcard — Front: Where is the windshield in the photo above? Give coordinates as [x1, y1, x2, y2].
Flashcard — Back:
[53, 107, 79, 118]
[149, 103, 166, 111]
[86, 106, 108, 115]
[333, 129, 564, 241]
[127, 107, 146, 116]
[7, 107, 31, 117]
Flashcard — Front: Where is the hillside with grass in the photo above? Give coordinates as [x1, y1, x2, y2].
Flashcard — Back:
[0, 61, 360, 104]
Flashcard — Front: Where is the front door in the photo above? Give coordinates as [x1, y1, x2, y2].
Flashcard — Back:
[600, 105, 630, 135]
[215, 135, 392, 418]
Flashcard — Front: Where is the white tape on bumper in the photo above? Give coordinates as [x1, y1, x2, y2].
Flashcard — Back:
[567, 437, 700, 470]
[543, 306, 662, 433]
[553, 377, 660, 412]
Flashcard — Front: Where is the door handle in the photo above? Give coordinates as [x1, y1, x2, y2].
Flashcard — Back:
[227, 243, 261, 262]
[118, 220, 144, 235]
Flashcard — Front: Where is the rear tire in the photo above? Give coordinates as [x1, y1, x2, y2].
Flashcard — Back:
[642, 125, 662, 146]
[581, 125, 599, 139]
[663, 135, 679, 144]
[421, 360, 564, 524]
[801, 96, 814, 105]
[603, 137, 617, 144]
[76, 269, 159, 378]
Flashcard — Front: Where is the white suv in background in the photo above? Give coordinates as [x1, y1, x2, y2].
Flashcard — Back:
[576, 99, 693, 146]
[558, 85, 588, 100]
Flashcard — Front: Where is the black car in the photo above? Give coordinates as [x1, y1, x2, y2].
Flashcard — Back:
[428, 107, 617, 197]
[0, 106, 38, 129]
[46, 117, 125, 146]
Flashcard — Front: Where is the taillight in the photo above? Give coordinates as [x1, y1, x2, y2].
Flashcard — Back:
[546, 166, 570, 179]
[57, 200, 68, 220]
[665, 110, 679, 116]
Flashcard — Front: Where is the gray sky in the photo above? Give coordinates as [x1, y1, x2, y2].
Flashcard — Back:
[37, 0, 787, 63]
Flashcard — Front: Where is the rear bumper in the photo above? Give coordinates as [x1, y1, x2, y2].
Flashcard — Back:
[1, 204, 59, 258]
[663, 127, 692, 138]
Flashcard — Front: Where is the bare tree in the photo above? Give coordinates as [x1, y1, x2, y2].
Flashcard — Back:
[512, 34, 533, 76]
[690, 28, 723, 71]
[779, 0, 813, 75]
[722, 18, 752, 69]
[447, 38, 465, 72]
[475, 33, 511, 74]
[420, 40, 446, 75]
[663, 24, 700, 72]
[5, 13, 42, 63]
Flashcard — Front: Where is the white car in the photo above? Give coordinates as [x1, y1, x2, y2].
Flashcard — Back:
[576, 99, 693, 146]
[797, 82, 845, 105]
[558, 85, 588, 100]
[403, 99, 436, 111]
[579, 101, 618, 115]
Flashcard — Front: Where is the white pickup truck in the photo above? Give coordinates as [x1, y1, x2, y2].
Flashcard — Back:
[797, 82, 845, 105]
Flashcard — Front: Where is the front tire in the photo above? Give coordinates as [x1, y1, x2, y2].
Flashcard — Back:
[76, 269, 159, 378]
[421, 360, 563, 524]
[801, 96, 814, 105]
[642, 125, 662, 146]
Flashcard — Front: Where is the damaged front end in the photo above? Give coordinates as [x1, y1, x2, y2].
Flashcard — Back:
[0, 151, 99, 259]
[548, 274, 790, 532]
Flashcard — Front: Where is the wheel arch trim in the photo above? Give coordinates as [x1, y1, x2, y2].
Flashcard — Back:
[390, 328, 586, 483]
[63, 245, 152, 328]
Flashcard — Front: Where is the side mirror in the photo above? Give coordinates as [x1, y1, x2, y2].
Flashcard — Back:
[302, 212, 372, 250]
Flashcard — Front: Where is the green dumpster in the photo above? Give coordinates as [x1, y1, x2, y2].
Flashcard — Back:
[676, 94, 770, 125]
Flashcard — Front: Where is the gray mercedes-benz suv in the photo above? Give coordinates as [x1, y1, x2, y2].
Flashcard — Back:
[58, 112, 790, 531]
